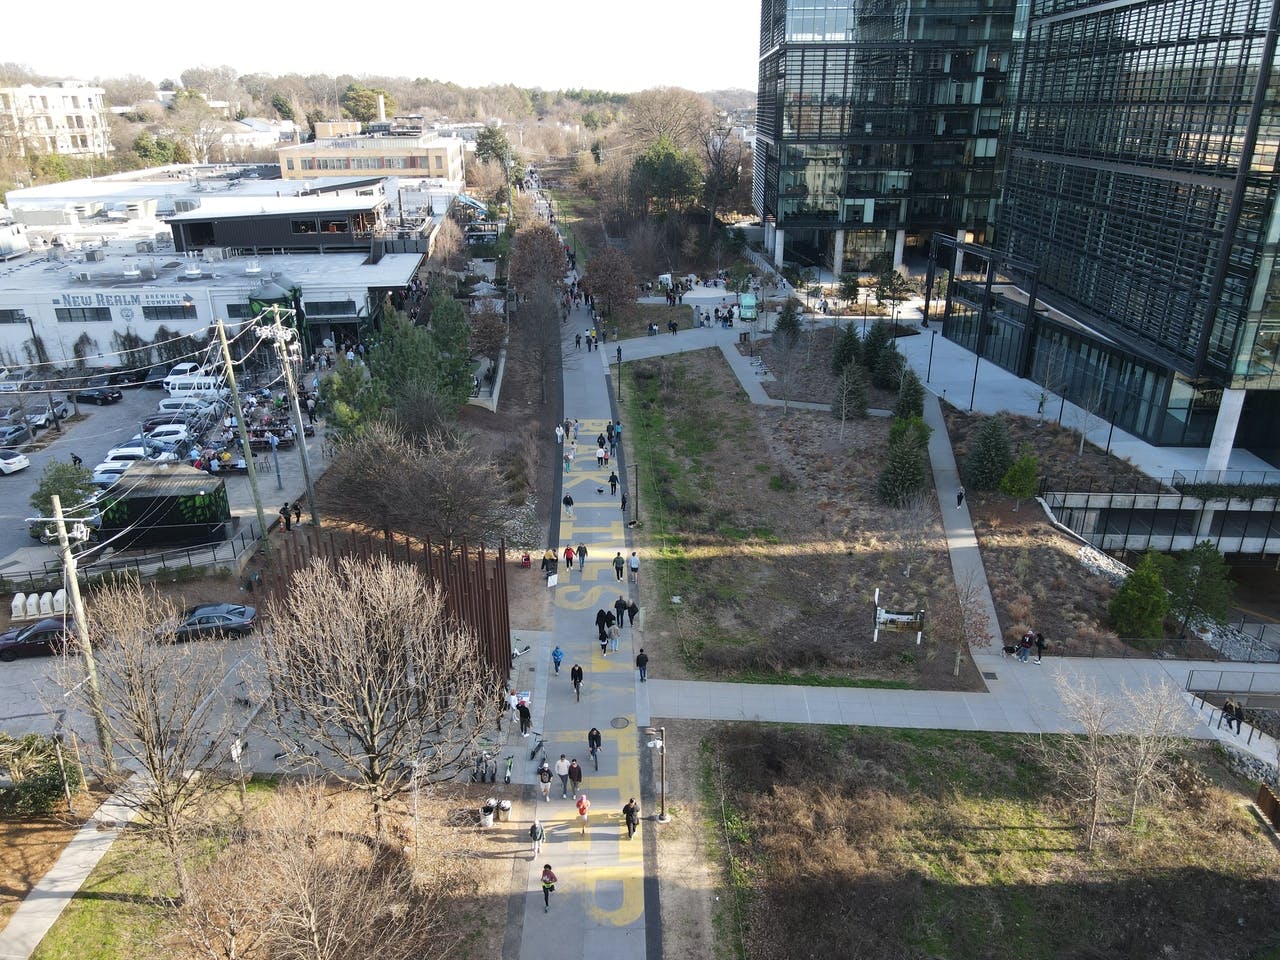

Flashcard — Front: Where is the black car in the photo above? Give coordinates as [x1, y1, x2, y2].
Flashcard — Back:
[164, 603, 258, 641]
[142, 365, 169, 389]
[74, 386, 123, 405]
[142, 412, 196, 431]
[0, 617, 73, 661]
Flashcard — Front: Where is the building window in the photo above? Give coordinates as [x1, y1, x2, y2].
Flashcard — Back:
[305, 300, 356, 317]
[286, 158, 294, 171]
[434, 155, 442, 169]
[301, 158, 315, 170]
[55, 307, 112, 322]
[0, 309, 25, 324]
[225, 304, 253, 319]
[142, 304, 198, 322]
[320, 218, 348, 233]
[292, 219, 319, 234]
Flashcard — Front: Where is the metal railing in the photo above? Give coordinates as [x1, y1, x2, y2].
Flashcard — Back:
[1, 521, 264, 594]
[1036, 636, 1280, 663]
[1187, 692, 1277, 751]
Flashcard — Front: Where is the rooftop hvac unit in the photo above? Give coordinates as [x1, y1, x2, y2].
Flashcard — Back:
[184, 264, 203, 279]
[74, 271, 91, 282]
[244, 259, 262, 275]
[204, 247, 225, 261]
[122, 264, 141, 279]
[136, 240, 154, 253]
[85, 248, 105, 262]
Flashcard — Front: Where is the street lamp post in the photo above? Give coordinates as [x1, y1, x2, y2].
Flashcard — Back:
[926, 330, 937, 384]
[644, 726, 669, 822]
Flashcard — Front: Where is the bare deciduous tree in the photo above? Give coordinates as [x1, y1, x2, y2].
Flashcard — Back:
[427, 217, 467, 274]
[178, 782, 464, 960]
[509, 222, 566, 292]
[517, 277, 563, 403]
[1117, 679, 1191, 826]
[626, 87, 712, 151]
[56, 581, 233, 900]
[928, 568, 996, 677]
[260, 557, 489, 837]
[582, 247, 638, 320]
[1039, 676, 1126, 850]
[897, 491, 939, 578]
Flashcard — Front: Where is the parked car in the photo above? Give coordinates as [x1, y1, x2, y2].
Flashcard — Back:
[25, 398, 71, 429]
[0, 369, 35, 393]
[73, 386, 123, 405]
[142, 365, 169, 389]
[0, 617, 73, 661]
[0, 421, 31, 446]
[0, 448, 30, 474]
[91, 461, 129, 487]
[162, 603, 258, 642]
[104, 444, 178, 464]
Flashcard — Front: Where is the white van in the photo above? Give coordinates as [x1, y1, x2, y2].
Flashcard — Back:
[163, 363, 207, 390]
[165, 376, 229, 401]
[157, 397, 218, 417]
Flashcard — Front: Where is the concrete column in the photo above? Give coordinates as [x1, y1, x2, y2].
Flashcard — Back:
[764, 222, 775, 258]
[1205, 387, 1246, 477]
[1195, 506, 1218, 540]
[893, 229, 906, 269]
[954, 228, 966, 275]
[774, 228, 786, 269]
[833, 229, 846, 279]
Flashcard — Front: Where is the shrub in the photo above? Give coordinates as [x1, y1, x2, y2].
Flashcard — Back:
[0, 733, 80, 817]
[964, 415, 1012, 490]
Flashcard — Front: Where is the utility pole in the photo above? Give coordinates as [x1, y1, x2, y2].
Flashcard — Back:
[51, 495, 114, 774]
[263, 306, 320, 526]
[215, 320, 271, 560]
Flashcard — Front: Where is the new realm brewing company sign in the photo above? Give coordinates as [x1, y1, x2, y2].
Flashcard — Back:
[53, 291, 197, 308]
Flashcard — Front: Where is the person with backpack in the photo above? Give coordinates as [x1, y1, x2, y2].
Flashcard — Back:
[517, 699, 532, 737]
[551, 645, 564, 675]
[537, 759, 554, 800]
[529, 819, 545, 857]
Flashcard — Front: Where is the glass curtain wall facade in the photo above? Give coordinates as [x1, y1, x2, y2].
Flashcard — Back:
[756, 0, 1015, 269]
[995, 0, 1280, 446]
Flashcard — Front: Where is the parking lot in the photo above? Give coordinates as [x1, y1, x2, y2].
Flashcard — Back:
[0, 381, 326, 574]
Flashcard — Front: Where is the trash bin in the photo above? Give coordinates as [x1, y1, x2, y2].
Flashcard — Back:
[479, 805, 495, 828]
[739, 332, 750, 344]
[497, 800, 512, 822]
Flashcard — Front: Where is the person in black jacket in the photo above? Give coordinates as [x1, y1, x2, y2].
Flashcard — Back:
[570, 663, 584, 700]
[595, 608, 609, 642]
[588, 727, 603, 770]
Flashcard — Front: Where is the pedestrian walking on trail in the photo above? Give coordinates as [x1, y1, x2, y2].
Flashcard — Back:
[570, 663, 584, 701]
[613, 552, 625, 582]
[1034, 632, 1046, 663]
[552, 645, 564, 675]
[540, 865, 557, 912]
[530, 819, 545, 857]
[956, 486, 966, 509]
[608, 471, 619, 495]
[627, 600, 640, 628]
[577, 542, 588, 568]
[538, 761, 554, 801]
[562, 494, 574, 518]
[576, 794, 591, 835]
[614, 594, 629, 628]
[555, 755, 570, 797]
[628, 551, 641, 583]
[636, 648, 649, 682]
[563, 545, 576, 570]
[623, 798, 640, 839]
[517, 700, 532, 736]
[568, 759, 583, 796]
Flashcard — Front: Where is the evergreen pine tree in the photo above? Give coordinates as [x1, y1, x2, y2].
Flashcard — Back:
[872, 345, 906, 389]
[964, 415, 1013, 490]
[877, 429, 929, 506]
[999, 445, 1040, 510]
[861, 320, 893, 371]
[832, 363, 868, 425]
[831, 324, 862, 373]
[894, 367, 925, 419]
[1109, 552, 1169, 641]
[775, 299, 801, 347]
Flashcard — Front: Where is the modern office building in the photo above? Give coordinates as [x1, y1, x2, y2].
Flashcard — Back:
[277, 134, 465, 182]
[754, 0, 1015, 275]
[0, 81, 112, 157]
[934, 0, 1280, 465]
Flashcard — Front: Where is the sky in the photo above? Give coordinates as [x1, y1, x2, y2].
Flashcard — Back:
[9, 0, 760, 93]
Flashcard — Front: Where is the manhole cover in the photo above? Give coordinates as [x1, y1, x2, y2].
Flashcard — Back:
[610, 717, 630, 729]
[982, 672, 998, 680]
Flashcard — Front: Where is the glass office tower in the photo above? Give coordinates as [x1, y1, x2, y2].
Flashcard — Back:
[755, 0, 1015, 274]
[996, 0, 1280, 454]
